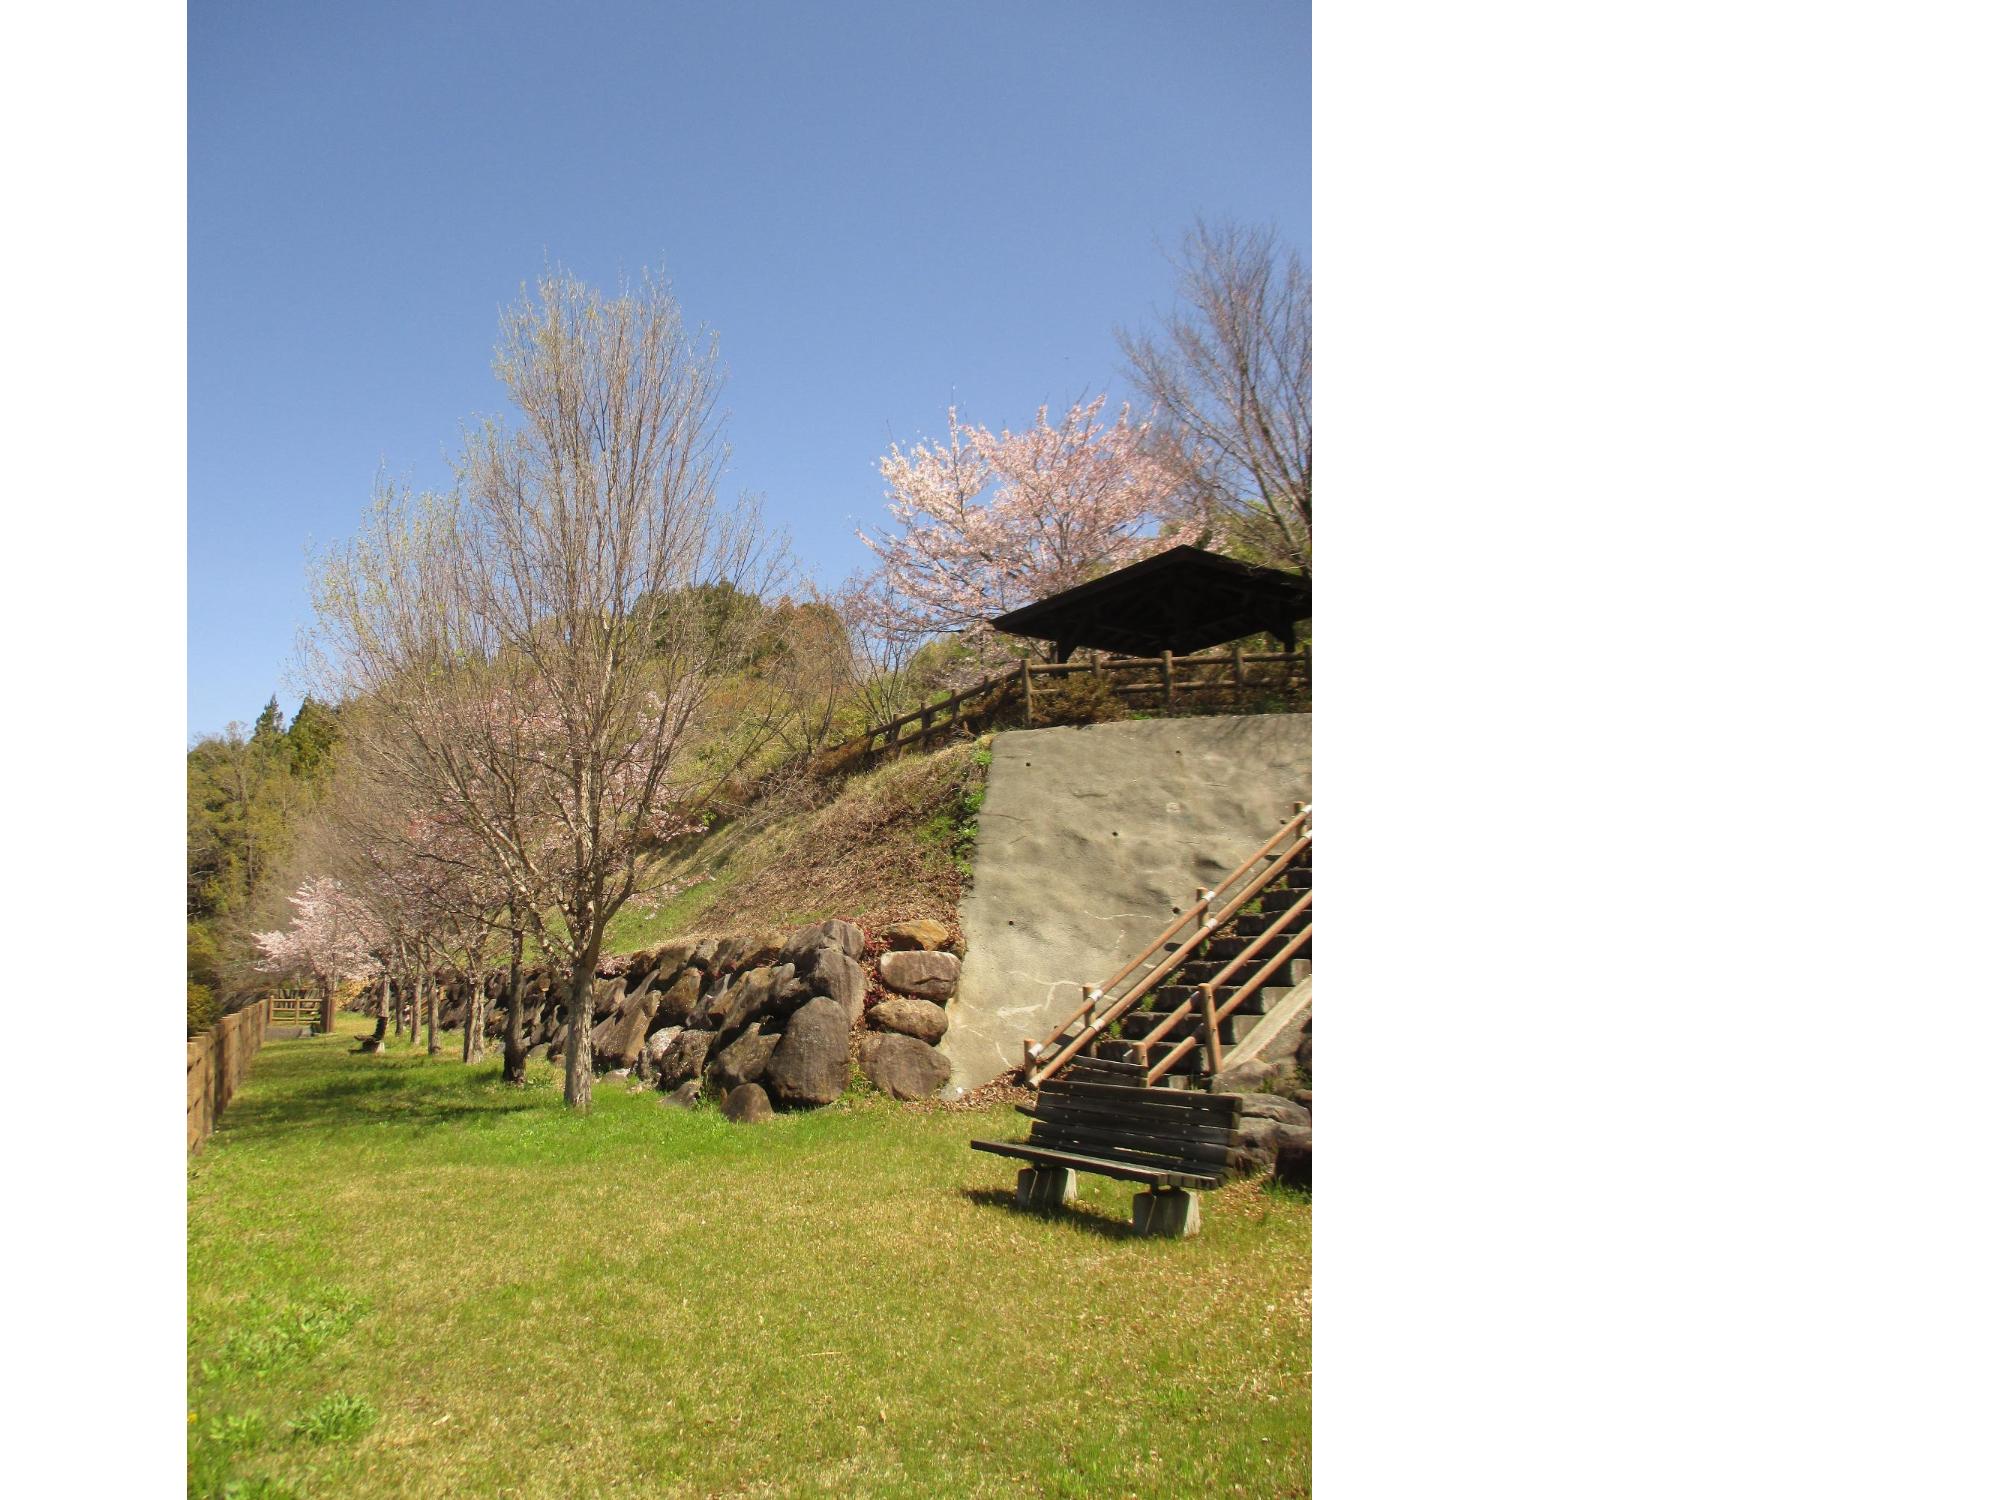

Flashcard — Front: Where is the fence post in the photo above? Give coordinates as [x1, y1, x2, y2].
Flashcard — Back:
[1200, 984, 1224, 1074]
[1019, 658, 1034, 725]
[1162, 650, 1175, 710]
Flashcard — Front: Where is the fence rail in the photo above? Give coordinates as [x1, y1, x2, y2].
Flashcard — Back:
[813, 646, 1311, 772]
[270, 995, 321, 1027]
[187, 998, 273, 1154]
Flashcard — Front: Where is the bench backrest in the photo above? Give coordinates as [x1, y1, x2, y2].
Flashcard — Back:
[1026, 1078, 1244, 1183]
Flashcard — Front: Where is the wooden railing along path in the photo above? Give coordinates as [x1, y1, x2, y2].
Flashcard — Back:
[814, 645, 1311, 772]
[187, 998, 274, 1154]
[1024, 804, 1313, 1088]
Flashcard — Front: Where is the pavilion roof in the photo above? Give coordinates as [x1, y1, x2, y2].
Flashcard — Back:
[989, 545, 1311, 659]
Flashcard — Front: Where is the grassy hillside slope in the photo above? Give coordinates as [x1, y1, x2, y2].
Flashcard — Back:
[598, 737, 990, 956]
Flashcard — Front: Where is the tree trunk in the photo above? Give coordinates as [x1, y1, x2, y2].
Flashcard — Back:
[502, 934, 529, 1085]
[463, 978, 486, 1064]
[561, 946, 600, 1113]
[425, 976, 439, 1055]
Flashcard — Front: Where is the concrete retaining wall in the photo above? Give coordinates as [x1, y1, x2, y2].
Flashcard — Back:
[939, 714, 1312, 1093]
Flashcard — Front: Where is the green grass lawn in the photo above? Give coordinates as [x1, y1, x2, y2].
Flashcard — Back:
[188, 1017, 1311, 1498]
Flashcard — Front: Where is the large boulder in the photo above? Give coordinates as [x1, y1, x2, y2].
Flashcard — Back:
[654, 967, 703, 1027]
[1226, 1118, 1312, 1180]
[878, 949, 960, 1001]
[706, 1023, 781, 1092]
[880, 919, 951, 952]
[590, 977, 625, 1021]
[1213, 1059, 1283, 1096]
[762, 997, 851, 1107]
[636, 939, 697, 985]
[656, 1028, 717, 1089]
[1234, 1092, 1312, 1127]
[660, 1079, 702, 1110]
[798, 946, 866, 1026]
[766, 965, 813, 1017]
[721, 1083, 774, 1124]
[781, 919, 864, 968]
[711, 964, 794, 1034]
[1273, 1128, 1312, 1190]
[1228, 1116, 1282, 1178]
[643, 1027, 683, 1069]
[694, 971, 738, 1030]
[868, 996, 948, 1045]
[595, 987, 663, 1070]
[857, 1032, 951, 1100]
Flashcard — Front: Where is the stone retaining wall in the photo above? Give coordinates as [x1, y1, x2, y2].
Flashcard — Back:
[424, 918, 966, 1118]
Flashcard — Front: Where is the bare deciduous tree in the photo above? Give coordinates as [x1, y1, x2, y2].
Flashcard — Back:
[1119, 219, 1312, 575]
[310, 267, 781, 1112]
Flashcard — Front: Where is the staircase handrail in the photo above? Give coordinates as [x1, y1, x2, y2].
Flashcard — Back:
[1024, 807, 1312, 1084]
[1136, 902, 1315, 1083]
[1130, 887, 1313, 1054]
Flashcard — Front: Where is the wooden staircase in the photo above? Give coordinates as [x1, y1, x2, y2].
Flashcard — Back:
[1023, 805, 1313, 1088]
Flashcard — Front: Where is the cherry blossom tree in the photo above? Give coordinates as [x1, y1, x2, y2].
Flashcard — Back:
[854, 396, 1188, 657]
[253, 876, 383, 1028]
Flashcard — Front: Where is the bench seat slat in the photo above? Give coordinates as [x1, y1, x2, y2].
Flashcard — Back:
[970, 1139, 1223, 1190]
[1029, 1120, 1234, 1167]
[1021, 1100, 1242, 1144]
[1039, 1079, 1242, 1120]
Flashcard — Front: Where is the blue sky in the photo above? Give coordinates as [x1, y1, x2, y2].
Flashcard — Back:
[188, 0, 1310, 737]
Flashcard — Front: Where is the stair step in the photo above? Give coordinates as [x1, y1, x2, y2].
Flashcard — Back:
[1094, 1040, 1208, 1078]
[1113, 1011, 1256, 1047]
[1160, 958, 1308, 989]
[1232, 909, 1311, 939]
[1152, 984, 1271, 1018]
[1204, 934, 1312, 963]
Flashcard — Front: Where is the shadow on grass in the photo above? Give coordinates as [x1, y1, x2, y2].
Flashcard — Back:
[217, 1060, 537, 1145]
[959, 1185, 1135, 1240]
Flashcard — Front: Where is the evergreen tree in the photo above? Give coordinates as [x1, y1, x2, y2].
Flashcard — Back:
[285, 696, 341, 781]
[252, 694, 286, 744]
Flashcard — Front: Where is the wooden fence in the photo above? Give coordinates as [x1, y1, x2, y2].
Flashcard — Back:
[187, 998, 273, 1155]
[811, 646, 1312, 771]
[270, 995, 322, 1027]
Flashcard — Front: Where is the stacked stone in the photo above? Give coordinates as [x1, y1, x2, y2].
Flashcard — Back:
[487, 915, 964, 1116]
[1213, 1054, 1313, 1190]
[856, 920, 959, 1100]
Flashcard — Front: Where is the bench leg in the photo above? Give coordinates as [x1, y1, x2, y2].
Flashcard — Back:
[1132, 1188, 1202, 1238]
[1016, 1167, 1078, 1212]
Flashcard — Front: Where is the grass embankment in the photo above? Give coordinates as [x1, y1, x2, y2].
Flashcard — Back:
[188, 1018, 1311, 1498]
[599, 739, 989, 956]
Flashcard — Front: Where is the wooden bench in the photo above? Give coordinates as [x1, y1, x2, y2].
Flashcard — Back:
[971, 1062, 1244, 1237]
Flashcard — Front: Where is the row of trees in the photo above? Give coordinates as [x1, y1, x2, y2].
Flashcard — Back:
[240, 220, 1310, 1111]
